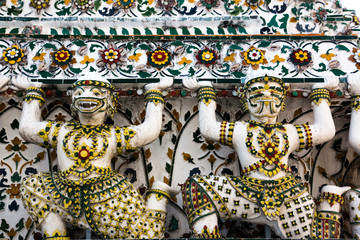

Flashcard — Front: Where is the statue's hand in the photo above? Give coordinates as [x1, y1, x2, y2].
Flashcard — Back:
[0, 76, 10, 92]
[144, 77, 173, 91]
[348, 73, 360, 95]
[312, 74, 339, 91]
[11, 76, 42, 90]
[183, 77, 212, 91]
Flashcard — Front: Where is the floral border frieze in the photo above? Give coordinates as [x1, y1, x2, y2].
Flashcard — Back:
[0, 38, 358, 80]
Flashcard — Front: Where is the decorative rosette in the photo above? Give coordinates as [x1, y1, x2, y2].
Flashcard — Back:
[97, 43, 126, 71]
[259, 141, 280, 165]
[244, 0, 264, 10]
[241, 46, 267, 70]
[0, 44, 27, 68]
[50, 46, 77, 70]
[146, 48, 171, 70]
[195, 48, 218, 68]
[157, 0, 177, 11]
[30, 0, 50, 13]
[289, 49, 312, 67]
[73, 0, 94, 12]
[198, 0, 220, 10]
[113, 0, 135, 10]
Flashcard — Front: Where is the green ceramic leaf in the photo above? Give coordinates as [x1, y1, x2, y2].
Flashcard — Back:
[206, 27, 214, 35]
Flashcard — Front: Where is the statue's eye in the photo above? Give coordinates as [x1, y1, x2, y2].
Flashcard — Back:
[94, 92, 100, 96]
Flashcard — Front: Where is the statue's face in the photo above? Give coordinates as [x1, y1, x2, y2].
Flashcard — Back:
[246, 81, 285, 119]
[72, 86, 109, 115]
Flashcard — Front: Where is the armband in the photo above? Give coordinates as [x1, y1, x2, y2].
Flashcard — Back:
[146, 189, 171, 201]
[219, 121, 235, 147]
[25, 87, 45, 97]
[24, 94, 45, 107]
[310, 88, 330, 106]
[319, 192, 344, 206]
[144, 89, 164, 106]
[351, 95, 360, 112]
[198, 86, 216, 106]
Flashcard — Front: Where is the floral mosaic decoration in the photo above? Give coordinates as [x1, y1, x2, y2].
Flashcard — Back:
[0, 44, 27, 69]
[241, 46, 267, 70]
[73, 0, 94, 12]
[97, 43, 127, 71]
[50, 46, 77, 71]
[29, 0, 51, 13]
[195, 48, 218, 69]
[146, 47, 172, 70]
[289, 49, 312, 71]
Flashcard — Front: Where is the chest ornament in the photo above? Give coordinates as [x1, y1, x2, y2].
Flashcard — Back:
[244, 120, 290, 177]
[61, 120, 112, 181]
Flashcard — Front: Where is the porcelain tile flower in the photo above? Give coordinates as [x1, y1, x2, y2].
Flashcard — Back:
[0, 44, 27, 68]
[113, 0, 135, 10]
[289, 49, 312, 67]
[97, 43, 126, 70]
[73, 0, 94, 12]
[241, 46, 267, 70]
[30, 0, 50, 13]
[50, 46, 77, 70]
[195, 48, 218, 68]
[146, 48, 171, 70]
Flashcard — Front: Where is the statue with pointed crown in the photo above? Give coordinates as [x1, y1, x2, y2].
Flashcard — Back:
[181, 72, 348, 239]
[11, 74, 179, 239]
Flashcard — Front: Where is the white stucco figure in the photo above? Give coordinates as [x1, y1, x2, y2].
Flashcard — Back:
[13, 75, 179, 239]
[181, 74, 340, 239]
[346, 73, 360, 239]
[0, 76, 10, 92]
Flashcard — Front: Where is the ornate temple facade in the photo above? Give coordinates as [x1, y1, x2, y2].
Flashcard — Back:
[0, 0, 360, 239]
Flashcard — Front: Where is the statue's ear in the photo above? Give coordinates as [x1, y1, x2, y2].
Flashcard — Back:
[70, 103, 79, 120]
[239, 98, 248, 112]
[281, 101, 286, 111]
[107, 92, 118, 118]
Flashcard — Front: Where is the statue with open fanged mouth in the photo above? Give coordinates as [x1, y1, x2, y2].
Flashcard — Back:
[11, 74, 179, 239]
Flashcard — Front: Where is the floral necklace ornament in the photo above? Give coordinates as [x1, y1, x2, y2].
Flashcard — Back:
[30, 0, 50, 14]
[244, 120, 290, 177]
[61, 120, 112, 182]
[0, 44, 27, 69]
[241, 46, 267, 70]
[146, 47, 171, 70]
[50, 46, 77, 70]
[73, 0, 94, 12]
[289, 49, 312, 70]
[195, 48, 218, 68]
[97, 43, 126, 71]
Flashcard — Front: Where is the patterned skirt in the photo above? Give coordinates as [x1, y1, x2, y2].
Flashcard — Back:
[21, 171, 149, 239]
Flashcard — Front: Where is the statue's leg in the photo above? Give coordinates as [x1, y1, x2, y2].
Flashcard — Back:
[276, 192, 315, 239]
[136, 181, 180, 239]
[191, 211, 220, 238]
[41, 212, 69, 240]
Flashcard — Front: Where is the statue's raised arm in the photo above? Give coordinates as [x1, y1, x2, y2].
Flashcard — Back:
[125, 77, 173, 149]
[347, 73, 360, 153]
[183, 77, 221, 141]
[304, 74, 338, 147]
[11, 76, 51, 145]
